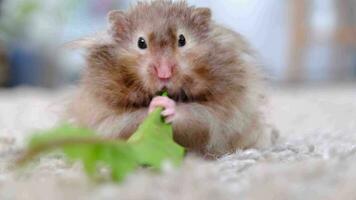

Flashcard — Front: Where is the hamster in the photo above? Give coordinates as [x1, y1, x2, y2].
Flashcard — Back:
[67, 0, 277, 158]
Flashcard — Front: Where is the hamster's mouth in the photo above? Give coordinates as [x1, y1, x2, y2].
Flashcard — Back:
[127, 87, 210, 109]
[153, 88, 208, 103]
[167, 89, 190, 103]
[153, 88, 189, 103]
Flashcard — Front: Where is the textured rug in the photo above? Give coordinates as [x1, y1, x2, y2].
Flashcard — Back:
[0, 84, 355, 200]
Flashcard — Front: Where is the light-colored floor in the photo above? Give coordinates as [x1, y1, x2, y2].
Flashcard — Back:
[0, 84, 356, 200]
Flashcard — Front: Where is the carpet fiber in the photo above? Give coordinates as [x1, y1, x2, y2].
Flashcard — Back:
[0, 85, 355, 200]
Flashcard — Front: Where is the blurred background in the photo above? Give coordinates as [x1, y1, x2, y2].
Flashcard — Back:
[0, 0, 355, 88]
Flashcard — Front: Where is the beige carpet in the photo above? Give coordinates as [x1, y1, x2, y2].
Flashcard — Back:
[0, 84, 356, 200]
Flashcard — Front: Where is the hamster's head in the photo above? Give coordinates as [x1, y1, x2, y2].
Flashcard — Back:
[86, 1, 241, 108]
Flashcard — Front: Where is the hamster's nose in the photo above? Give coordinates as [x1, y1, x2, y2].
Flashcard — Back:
[153, 62, 175, 81]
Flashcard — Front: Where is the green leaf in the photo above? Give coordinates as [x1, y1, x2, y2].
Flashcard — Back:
[23, 124, 139, 182]
[18, 92, 185, 183]
[128, 92, 185, 167]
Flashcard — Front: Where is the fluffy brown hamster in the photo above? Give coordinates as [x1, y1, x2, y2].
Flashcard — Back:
[68, 0, 277, 157]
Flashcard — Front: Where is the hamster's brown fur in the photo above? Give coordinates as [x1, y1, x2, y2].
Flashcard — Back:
[68, 0, 277, 157]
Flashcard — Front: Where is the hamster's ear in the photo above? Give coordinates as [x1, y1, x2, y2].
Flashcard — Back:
[191, 8, 212, 32]
[107, 10, 130, 41]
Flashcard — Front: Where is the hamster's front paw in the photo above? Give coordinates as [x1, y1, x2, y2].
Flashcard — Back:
[148, 96, 176, 123]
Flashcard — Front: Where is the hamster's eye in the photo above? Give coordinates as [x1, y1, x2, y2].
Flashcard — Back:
[138, 37, 147, 49]
[178, 34, 186, 47]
